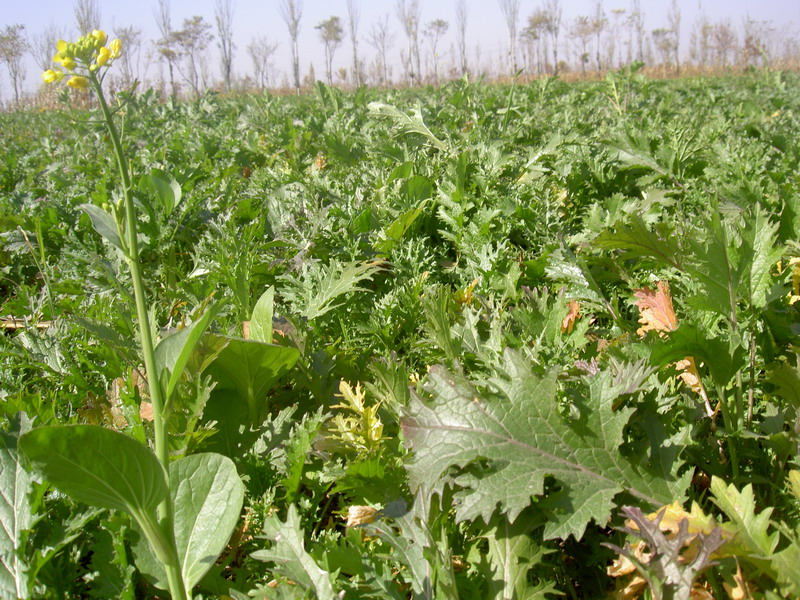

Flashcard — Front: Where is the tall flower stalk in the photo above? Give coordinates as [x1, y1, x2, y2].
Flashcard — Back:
[43, 30, 188, 600]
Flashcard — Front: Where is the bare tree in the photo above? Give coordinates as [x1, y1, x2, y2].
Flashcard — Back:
[248, 36, 278, 88]
[667, 0, 681, 72]
[346, 0, 362, 87]
[610, 8, 625, 67]
[454, 0, 468, 76]
[173, 16, 213, 96]
[498, 0, 520, 74]
[74, 0, 101, 35]
[0, 25, 26, 104]
[628, 0, 645, 62]
[570, 15, 594, 75]
[279, 0, 303, 92]
[652, 28, 677, 70]
[155, 0, 179, 98]
[366, 13, 394, 86]
[396, 0, 421, 83]
[424, 19, 448, 83]
[316, 16, 344, 85]
[523, 10, 548, 74]
[712, 21, 737, 67]
[544, 0, 562, 75]
[114, 25, 142, 86]
[30, 23, 64, 72]
[592, 0, 606, 71]
[215, 0, 235, 90]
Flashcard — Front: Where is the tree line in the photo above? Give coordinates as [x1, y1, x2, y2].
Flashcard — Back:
[0, 0, 797, 104]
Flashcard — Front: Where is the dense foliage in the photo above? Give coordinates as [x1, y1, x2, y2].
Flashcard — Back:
[2, 69, 800, 598]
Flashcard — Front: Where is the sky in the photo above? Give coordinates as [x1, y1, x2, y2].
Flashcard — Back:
[2, 0, 799, 98]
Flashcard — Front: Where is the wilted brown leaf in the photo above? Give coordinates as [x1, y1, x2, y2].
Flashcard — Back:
[345, 505, 378, 527]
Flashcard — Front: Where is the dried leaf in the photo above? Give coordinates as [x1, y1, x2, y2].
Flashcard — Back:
[561, 300, 581, 333]
[634, 281, 678, 337]
[139, 402, 154, 422]
[345, 505, 378, 528]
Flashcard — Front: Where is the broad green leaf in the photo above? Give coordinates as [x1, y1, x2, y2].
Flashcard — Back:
[19, 425, 167, 516]
[0, 414, 32, 600]
[402, 350, 689, 540]
[135, 453, 245, 591]
[205, 335, 300, 423]
[251, 504, 336, 600]
[154, 304, 220, 403]
[593, 215, 683, 271]
[710, 477, 779, 558]
[79, 203, 123, 251]
[139, 169, 182, 217]
[250, 287, 274, 344]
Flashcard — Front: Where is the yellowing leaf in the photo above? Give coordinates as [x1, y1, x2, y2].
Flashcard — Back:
[788, 471, 800, 502]
[634, 281, 678, 336]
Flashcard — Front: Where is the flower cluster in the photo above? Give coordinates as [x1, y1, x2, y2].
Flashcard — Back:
[42, 30, 122, 88]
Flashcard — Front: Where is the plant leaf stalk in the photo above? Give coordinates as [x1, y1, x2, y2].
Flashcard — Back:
[89, 73, 189, 600]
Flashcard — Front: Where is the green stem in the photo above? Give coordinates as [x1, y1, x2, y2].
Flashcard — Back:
[90, 74, 188, 600]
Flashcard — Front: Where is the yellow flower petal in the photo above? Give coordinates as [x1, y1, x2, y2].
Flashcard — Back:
[42, 69, 63, 84]
[56, 39, 68, 53]
[96, 46, 111, 66]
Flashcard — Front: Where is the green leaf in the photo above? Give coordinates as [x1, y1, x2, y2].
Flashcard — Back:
[250, 287, 274, 345]
[374, 200, 429, 254]
[251, 505, 336, 600]
[686, 214, 738, 319]
[154, 304, 220, 403]
[368, 102, 447, 152]
[139, 169, 182, 217]
[710, 477, 779, 558]
[79, 203, 123, 251]
[481, 512, 556, 600]
[0, 414, 33, 600]
[135, 453, 245, 591]
[402, 350, 689, 540]
[205, 335, 300, 424]
[19, 425, 166, 516]
[593, 215, 684, 271]
[738, 206, 783, 309]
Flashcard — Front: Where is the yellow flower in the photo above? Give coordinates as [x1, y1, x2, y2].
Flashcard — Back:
[96, 46, 111, 66]
[91, 29, 107, 46]
[109, 38, 122, 59]
[42, 69, 64, 84]
[67, 76, 89, 89]
[61, 57, 77, 70]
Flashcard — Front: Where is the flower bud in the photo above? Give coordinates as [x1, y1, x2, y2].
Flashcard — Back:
[109, 39, 122, 59]
[96, 46, 111, 66]
[67, 76, 89, 89]
[91, 29, 107, 46]
[61, 57, 77, 70]
[42, 69, 64, 84]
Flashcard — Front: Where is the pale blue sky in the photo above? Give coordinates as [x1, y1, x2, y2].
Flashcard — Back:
[2, 0, 798, 97]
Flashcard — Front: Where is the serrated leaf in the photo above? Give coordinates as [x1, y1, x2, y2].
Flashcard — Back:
[710, 477, 779, 558]
[738, 206, 783, 309]
[368, 102, 447, 152]
[283, 260, 383, 321]
[80, 203, 123, 251]
[481, 512, 556, 600]
[0, 414, 32, 600]
[594, 216, 683, 271]
[686, 213, 738, 319]
[251, 505, 337, 600]
[402, 350, 689, 540]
